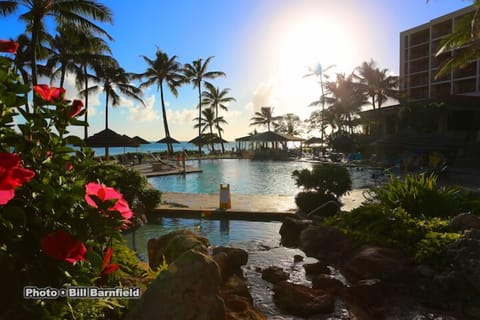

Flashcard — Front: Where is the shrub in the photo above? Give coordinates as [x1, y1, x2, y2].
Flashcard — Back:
[325, 203, 460, 265]
[371, 173, 476, 218]
[294, 192, 338, 215]
[139, 189, 162, 211]
[0, 48, 147, 319]
[292, 163, 352, 198]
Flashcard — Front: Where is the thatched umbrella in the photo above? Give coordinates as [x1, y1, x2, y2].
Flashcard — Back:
[85, 128, 139, 158]
[157, 136, 180, 155]
[132, 136, 151, 144]
[188, 133, 227, 152]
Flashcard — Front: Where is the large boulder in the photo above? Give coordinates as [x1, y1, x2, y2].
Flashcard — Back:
[127, 249, 225, 320]
[299, 224, 357, 264]
[279, 217, 312, 247]
[303, 261, 330, 275]
[147, 229, 210, 269]
[341, 246, 414, 283]
[212, 246, 248, 280]
[449, 212, 480, 232]
[311, 274, 345, 293]
[340, 279, 389, 319]
[273, 281, 334, 317]
[221, 274, 266, 320]
[261, 266, 289, 284]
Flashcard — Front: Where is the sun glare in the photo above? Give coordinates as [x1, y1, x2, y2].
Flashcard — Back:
[267, 14, 359, 121]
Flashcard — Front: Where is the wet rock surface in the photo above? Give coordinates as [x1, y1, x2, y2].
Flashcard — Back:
[136, 232, 265, 320]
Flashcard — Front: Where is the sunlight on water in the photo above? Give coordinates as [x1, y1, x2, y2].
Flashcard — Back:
[148, 159, 383, 195]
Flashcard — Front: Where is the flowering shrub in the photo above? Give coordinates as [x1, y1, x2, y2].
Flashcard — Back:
[0, 40, 142, 319]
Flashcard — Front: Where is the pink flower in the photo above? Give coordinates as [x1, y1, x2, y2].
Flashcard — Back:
[0, 152, 35, 205]
[67, 100, 83, 118]
[0, 40, 19, 54]
[33, 85, 65, 103]
[41, 230, 87, 264]
[85, 182, 133, 220]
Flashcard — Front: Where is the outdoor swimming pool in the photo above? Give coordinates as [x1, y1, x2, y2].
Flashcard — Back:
[148, 159, 383, 195]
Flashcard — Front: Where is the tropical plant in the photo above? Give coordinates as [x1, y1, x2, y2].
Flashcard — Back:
[434, 1, 480, 78]
[292, 163, 352, 198]
[47, 26, 113, 138]
[136, 49, 185, 154]
[354, 59, 398, 110]
[193, 107, 227, 151]
[0, 0, 113, 87]
[275, 113, 303, 136]
[249, 106, 281, 132]
[370, 173, 479, 218]
[89, 60, 144, 156]
[201, 82, 235, 153]
[0, 45, 148, 318]
[305, 63, 334, 141]
[183, 56, 226, 155]
[325, 203, 460, 265]
[320, 73, 368, 134]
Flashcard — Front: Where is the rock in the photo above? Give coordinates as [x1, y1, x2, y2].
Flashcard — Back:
[261, 266, 289, 284]
[279, 217, 312, 247]
[273, 281, 334, 317]
[212, 246, 248, 281]
[449, 212, 480, 232]
[293, 254, 304, 263]
[340, 279, 388, 319]
[303, 261, 330, 275]
[221, 274, 266, 320]
[126, 249, 225, 320]
[147, 229, 209, 269]
[299, 224, 357, 263]
[341, 246, 414, 283]
[311, 274, 344, 293]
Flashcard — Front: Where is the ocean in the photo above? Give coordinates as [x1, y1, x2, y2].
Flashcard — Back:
[90, 142, 238, 157]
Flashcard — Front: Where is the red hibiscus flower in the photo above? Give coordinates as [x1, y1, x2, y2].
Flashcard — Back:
[67, 100, 83, 118]
[85, 182, 133, 220]
[33, 84, 65, 103]
[101, 247, 120, 276]
[41, 230, 87, 264]
[0, 40, 19, 54]
[0, 152, 35, 205]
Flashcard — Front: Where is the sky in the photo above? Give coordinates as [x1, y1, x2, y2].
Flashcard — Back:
[0, 0, 474, 141]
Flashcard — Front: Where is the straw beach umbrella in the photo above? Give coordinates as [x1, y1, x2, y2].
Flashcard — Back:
[157, 136, 180, 155]
[85, 128, 139, 158]
[132, 136, 151, 144]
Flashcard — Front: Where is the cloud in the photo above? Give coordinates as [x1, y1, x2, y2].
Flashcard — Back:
[123, 95, 160, 122]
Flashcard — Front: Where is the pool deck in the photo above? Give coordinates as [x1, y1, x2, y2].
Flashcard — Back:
[134, 161, 202, 177]
[151, 189, 368, 221]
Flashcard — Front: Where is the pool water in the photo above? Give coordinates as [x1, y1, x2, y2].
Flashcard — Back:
[148, 159, 383, 195]
[124, 217, 334, 319]
[124, 217, 282, 261]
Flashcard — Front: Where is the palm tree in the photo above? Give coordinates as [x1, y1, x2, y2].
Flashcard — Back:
[46, 26, 112, 138]
[304, 63, 335, 141]
[0, 0, 113, 87]
[193, 108, 227, 152]
[322, 73, 368, 134]
[183, 56, 226, 155]
[434, 1, 480, 78]
[89, 60, 144, 156]
[201, 82, 235, 153]
[136, 49, 185, 154]
[250, 106, 281, 132]
[275, 113, 302, 136]
[354, 59, 398, 109]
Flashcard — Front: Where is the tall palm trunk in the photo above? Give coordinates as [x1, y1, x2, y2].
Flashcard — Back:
[209, 123, 215, 152]
[197, 85, 202, 155]
[215, 105, 225, 153]
[159, 84, 173, 154]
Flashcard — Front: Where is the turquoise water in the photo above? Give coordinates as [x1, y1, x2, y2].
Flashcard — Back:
[148, 159, 381, 195]
[124, 217, 282, 261]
